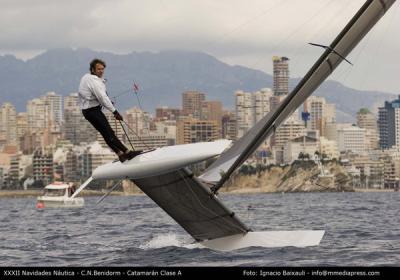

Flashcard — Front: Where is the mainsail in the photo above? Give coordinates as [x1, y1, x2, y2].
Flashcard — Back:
[200, 0, 396, 192]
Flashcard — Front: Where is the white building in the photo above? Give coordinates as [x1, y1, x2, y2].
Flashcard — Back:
[235, 90, 253, 138]
[283, 135, 319, 164]
[320, 136, 339, 159]
[27, 92, 62, 133]
[130, 134, 169, 150]
[27, 98, 49, 132]
[81, 142, 116, 177]
[254, 88, 273, 123]
[304, 96, 336, 138]
[63, 93, 97, 145]
[357, 108, 379, 150]
[0, 103, 17, 146]
[64, 93, 79, 111]
[273, 120, 305, 148]
[154, 120, 177, 145]
[125, 107, 151, 136]
[43, 92, 63, 126]
[235, 88, 273, 138]
[337, 125, 367, 154]
[16, 113, 28, 144]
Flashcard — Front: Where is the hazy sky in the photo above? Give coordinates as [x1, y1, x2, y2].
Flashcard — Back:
[1, 0, 399, 94]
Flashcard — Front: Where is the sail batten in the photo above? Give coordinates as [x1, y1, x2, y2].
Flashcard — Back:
[200, 0, 396, 191]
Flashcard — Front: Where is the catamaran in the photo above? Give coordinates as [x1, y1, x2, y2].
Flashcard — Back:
[71, 0, 396, 251]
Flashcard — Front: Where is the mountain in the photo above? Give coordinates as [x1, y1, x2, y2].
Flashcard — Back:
[0, 48, 396, 122]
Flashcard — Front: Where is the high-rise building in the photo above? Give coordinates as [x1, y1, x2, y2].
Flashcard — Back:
[64, 148, 81, 183]
[273, 56, 289, 97]
[32, 150, 53, 186]
[27, 92, 62, 133]
[128, 134, 169, 150]
[64, 93, 79, 111]
[337, 124, 367, 153]
[0, 166, 7, 188]
[357, 108, 379, 150]
[378, 96, 400, 149]
[222, 111, 237, 140]
[283, 135, 319, 164]
[273, 121, 305, 148]
[235, 90, 253, 138]
[125, 106, 150, 136]
[42, 92, 62, 126]
[357, 108, 377, 130]
[201, 101, 222, 123]
[235, 89, 274, 138]
[182, 91, 205, 118]
[155, 107, 182, 120]
[201, 100, 222, 138]
[320, 136, 340, 159]
[0, 103, 17, 145]
[176, 118, 219, 144]
[63, 93, 97, 145]
[304, 96, 336, 138]
[254, 88, 273, 123]
[80, 142, 116, 178]
[153, 120, 177, 145]
[16, 113, 28, 144]
[272, 120, 305, 164]
[27, 98, 48, 132]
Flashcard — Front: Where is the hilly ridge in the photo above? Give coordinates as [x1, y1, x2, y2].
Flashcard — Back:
[0, 48, 396, 122]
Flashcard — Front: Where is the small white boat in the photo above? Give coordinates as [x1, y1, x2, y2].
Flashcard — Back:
[36, 182, 84, 208]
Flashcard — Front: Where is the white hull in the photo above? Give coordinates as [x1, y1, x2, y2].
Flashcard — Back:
[200, 230, 325, 251]
[37, 197, 84, 208]
[92, 140, 231, 180]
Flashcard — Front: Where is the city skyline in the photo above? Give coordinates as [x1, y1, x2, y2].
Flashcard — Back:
[0, 52, 398, 190]
[1, 88, 400, 190]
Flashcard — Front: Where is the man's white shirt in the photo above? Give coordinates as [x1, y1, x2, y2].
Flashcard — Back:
[78, 73, 116, 112]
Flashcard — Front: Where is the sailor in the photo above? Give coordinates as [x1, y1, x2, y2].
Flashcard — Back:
[78, 58, 141, 162]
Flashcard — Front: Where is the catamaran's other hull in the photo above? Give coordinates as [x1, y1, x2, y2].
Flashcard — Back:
[92, 140, 231, 180]
[200, 231, 325, 251]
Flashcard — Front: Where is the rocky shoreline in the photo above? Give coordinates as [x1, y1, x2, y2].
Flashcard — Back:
[1, 161, 395, 198]
[224, 161, 355, 193]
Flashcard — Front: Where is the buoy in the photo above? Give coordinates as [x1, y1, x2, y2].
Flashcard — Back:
[36, 202, 44, 209]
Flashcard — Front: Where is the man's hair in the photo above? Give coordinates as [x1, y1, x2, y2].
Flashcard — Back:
[90, 58, 106, 74]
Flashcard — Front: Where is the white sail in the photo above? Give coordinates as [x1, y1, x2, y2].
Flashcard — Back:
[200, 0, 396, 192]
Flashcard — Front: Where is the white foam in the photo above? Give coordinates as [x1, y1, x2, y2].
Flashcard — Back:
[139, 233, 202, 250]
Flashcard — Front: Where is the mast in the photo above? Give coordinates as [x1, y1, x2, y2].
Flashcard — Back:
[200, 0, 396, 193]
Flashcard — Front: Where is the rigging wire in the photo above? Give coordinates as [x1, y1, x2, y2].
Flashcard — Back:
[120, 120, 153, 150]
[132, 82, 151, 137]
[218, 0, 339, 74]
[111, 82, 153, 151]
[119, 120, 135, 151]
[96, 180, 122, 205]
[111, 89, 132, 100]
[348, 2, 399, 93]
[216, 0, 291, 44]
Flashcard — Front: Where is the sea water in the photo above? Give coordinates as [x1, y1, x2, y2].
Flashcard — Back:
[0, 192, 398, 266]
